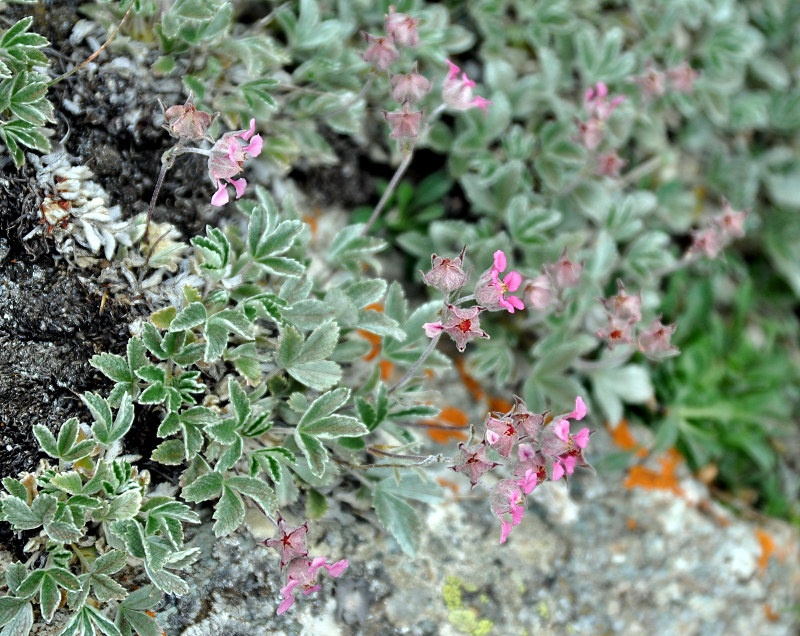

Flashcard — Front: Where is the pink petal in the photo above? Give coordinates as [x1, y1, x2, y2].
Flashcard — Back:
[573, 428, 590, 449]
[276, 595, 295, 615]
[445, 59, 461, 80]
[596, 82, 608, 98]
[584, 87, 595, 103]
[228, 177, 247, 199]
[307, 556, 327, 575]
[610, 95, 625, 108]
[499, 297, 516, 313]
[568, 396, 588, 421]
[499, 519, 513, 544]
[493, 250, 507, 273]
[518, 444, 535, 462]
[325, 559, 349, 578]
[279, 579, 299, 597]
[240, 118, 256, 141]
[554, 419, 570, 443]
[510, 503, 525, 526]
[461, 72, 475, 88]
[211, 180, 229, 206]
[244, 134, 263, 157]
[552, 460, 565, 481]
[226, 140, 239, 162]
[301, 584, 322, 596]
[503, 270, 522, 292]
[507, 295, 525, 311]
[563, 455, 577, 475]
[471, 96, 492, 111]
[423, 322, 443, 338]
[518, 469, 538, 495]
[485, 430, 500, 445]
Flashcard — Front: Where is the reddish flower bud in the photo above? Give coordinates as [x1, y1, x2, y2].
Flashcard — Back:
[391, 62, 431, 104]
[362, 32, 400, 71]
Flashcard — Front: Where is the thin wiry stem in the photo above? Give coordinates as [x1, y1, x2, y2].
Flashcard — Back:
[360, 148, 415, 236]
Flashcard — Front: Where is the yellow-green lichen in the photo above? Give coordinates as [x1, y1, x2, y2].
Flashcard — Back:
[442, 575, 495, 635]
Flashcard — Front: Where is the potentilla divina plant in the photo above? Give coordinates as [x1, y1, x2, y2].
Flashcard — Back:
[5, 4, 763, 631]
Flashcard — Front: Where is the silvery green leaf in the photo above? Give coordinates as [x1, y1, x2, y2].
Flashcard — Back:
[355, 310, 406, 341]
[118, 609, 161, 636]
[299, 388, 349, 426]
[294, 433, 328, 478]
[89, 353, 131, 383]
[1, 497, 40, 530]
[226, 476, 277, 515]
[0, 601, 32, 636]
[280, 299, 333, 329]
[228, 377, 251, 425]
[298, 415, 367, 439]
[50, 472, 83, 495]
[591, 364, 654, 426]
[2, 478, 27, 501]
[32, 425, 58, 458]
[107, 490, 142, 521]
[144, 563, 188, 596]
[168, 302, 207, 332]
[0, 597, 28, 629]
[300, 321, 339, 361]
[150, 439, 185, 465]
[92, 550, 127, 576]
[372, 486, 421, 557]
[182, 471, 224, 503]
[81, 393, 112, 442]
[344, 280, 386, 309]
[212, 485, 245, 537]
[84, 606, 122, 636]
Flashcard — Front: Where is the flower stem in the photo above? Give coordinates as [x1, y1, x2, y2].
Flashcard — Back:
[361, 149, 415, 236]
[388, 332, 440, 395]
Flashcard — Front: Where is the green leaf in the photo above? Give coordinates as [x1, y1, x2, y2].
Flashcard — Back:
[107, 490, 142, 521]
[150, 439, 185, 465]
[300, 321, 339, 361]
[1, 497, 40, 530]
[81, 393, 112, 442]
[0, 597, 28, 629]
[228, 377, 251, 425]
[373, 487, 421, 556]
[294, 433, 328, 478]
[89, 353, 132, 383]
[0, 601, 32, 636]
[212, 485, 245, 537]
[306, 489, 328, 520]
[32, 425, 58, 457]
[2, 477, 27, 501]
[355, 310, 406, 341]
[182, 471, 224, 502]
[169, 302, 207, 332]
[226, 476, 277, 515]
[51, 472, 83, 495]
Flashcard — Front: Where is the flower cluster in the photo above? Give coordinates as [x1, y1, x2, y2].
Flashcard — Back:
[575, 81, 625, 151]
[208, 118, 263, 206]
[264, 517, 349, 615]
[632, 60, 700, 98]
[525, 248, 584, 312]
[689, 199, 748, 259]
[452, 397, 593, 543]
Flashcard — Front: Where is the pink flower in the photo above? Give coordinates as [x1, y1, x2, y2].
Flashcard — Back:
[421, 246, 470, 294]
[667, 61, 699, 93]
[584, 82, 625, 121]
[391, 62, 431, 104]
[276, 556, 349, 615]
[633, 63, 667, 98]
[595, 150, 627, 177]
[637, 316, 679, 360]
[475, 250, 525, 313]
[714, 199, 747, 240]
[264, 517, 309, 569]
[526, 274, 554, 311]
[508, 396, 544, 439]
[574, 117, 605, 151]
[442, 60, 492, 112]
[490, 480, 526, 543]
[423, 304, 489, 352]
[552, 455, 578, 481]
[514, 444, 547, 494]
[161, 92, 216, 140]
[385, 6, 420, 47]
[384, 103, 424, 139]
[547, 248, 583, 289]
[207, 118, 262, 206]
[596, 315, 636, 350]
[452, 441, 499, 487]
[541, 397, 591, 470]
[484, 416, 518, 458]
[362, 32, 400, 70]
[690, 227, 724, 258]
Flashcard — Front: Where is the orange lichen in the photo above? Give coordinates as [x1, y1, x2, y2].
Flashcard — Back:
[487, 396, 513, 414]
[379, 359, 394, 380]
[763, 604, 780, 622]
[607, 419, 648, 458]
[756, 529, 776, 571]
[626, 518, 637, 531]
[437, 477, 461, 495]
[623, 448, 683, 494]
[359, 330, 382, 361]
[455, 358, 485, 401]
[425, 406, 469, 444]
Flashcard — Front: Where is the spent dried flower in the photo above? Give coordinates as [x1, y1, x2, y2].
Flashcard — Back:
[547, 248, 583, 289]
[385, 6, 420, 47]
[362, 32, 400, 71]
[667, 61, 700, 93]
[526, 274, 555, 311]
[637, 316, 679, 360]
[596, 150, 627, 177]
[423, 304, 489, 352]
[391, 62, 431, 104]
[451, 441, 499, 487]
[485, 415, 519, 458]
[160, 92, 217, 141]
[383, 103, 424, 139]
[264, 517, 309, 569]
[633, 63, 667, 98]
[421, 246, 469, 294]
[601, 279, 642, 323]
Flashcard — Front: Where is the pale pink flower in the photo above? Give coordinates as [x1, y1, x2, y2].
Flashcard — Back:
[391, 62, 431, 103]
[633, 63, 667, 98]
[276, 556, 349, 615]
[421, 246, 469, 293]
[514, 444, 547, 494]
[668, 61, 699, 93]
[574, 117, 605, 151]
[423, 304, 489, 352]
[207, 118, 262, 206]
[713, 199, 747, 240]
[584, 82, 625, 120]
[264, 517, 309, 569]
[595, 150, 627, 177]
[690, 227, 725, 258]
[637, 316, 679, 359]
[526, 274, 555, 311]
[490, 480, 526, 543]
[542, 397, 591, 477]
[362, 32, 400, 70]
[384, 103, 424, 138]
[385, 6, 420, 47]
[475, 250, 525, 313]
[442, 60, 492, 112]
[547, 248, 583, 289]
[452, 441, 499, 487]
[596, 315, 636, 350]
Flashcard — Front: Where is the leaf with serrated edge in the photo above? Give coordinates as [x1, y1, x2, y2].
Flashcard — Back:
[169, 302, 207, 332]
[294, 433, 328, 478]
[32, 425, 58, 457]
[373, 488, 421, 556]
[182, 472, 224, 502]
[212, 485, 245, 537]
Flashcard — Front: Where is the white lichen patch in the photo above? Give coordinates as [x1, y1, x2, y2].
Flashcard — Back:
[26, 150, 137, 266]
